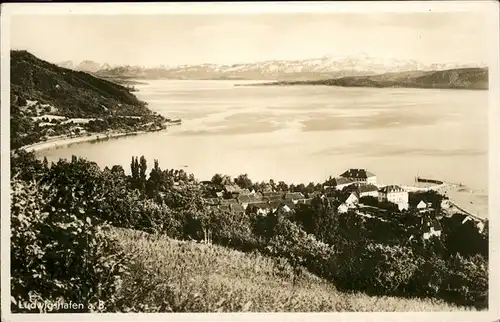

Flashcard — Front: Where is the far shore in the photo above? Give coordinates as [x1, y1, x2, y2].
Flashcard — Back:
[20, 130, 162, 153]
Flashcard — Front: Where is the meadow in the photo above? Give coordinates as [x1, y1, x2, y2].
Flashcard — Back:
[111, 228, 474, 312]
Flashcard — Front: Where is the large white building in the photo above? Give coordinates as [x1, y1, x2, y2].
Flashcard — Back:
[378, 185, 409, 210]
[340, 169, 377, 185]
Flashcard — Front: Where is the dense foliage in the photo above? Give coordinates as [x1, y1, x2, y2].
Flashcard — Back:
[10, 50, 166, 149]
[11, 162, 130, 312]
[10, 151, 489, 312]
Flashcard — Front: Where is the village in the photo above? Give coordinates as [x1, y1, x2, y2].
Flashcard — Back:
[198, 168, 487, 241]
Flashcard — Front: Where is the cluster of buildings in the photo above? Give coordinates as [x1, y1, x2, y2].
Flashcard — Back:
[204, 184, 312, 216]
[199, 168, 486, 242]
[326, 168, 410, 212]
[202, 168, 415, 216]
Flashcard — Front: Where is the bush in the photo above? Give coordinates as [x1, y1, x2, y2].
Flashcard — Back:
[333, 242, 419, 296]
[408, 255, 447, 297]
[359, 196, 378, 207]
[265, 216, 334, 279]
[442, 254, 488, 308]
[208, 209, 263, 252]
[11, 179, 130, 313]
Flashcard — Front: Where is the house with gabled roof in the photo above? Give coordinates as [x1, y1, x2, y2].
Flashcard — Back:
[417, 200, 427, 209]
[340, 169, 377, 185]
[285, 192, 305, 204]
[338, 191, 359, 214]
[278, 200, 295, 213]
[378, 185, 409, 210]
[344, 191, 359, 207]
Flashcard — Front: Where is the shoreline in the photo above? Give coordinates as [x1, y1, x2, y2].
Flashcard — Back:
[236, 82, 488, 91]
[19, 130, 161, 153]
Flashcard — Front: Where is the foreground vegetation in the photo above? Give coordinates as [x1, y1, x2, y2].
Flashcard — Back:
[111, 228, 474, 312]
[10, 151, 488, 312]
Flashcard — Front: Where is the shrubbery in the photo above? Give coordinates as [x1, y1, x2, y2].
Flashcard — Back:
[11, 179, 130, 313]
[10, 152, 489, 311]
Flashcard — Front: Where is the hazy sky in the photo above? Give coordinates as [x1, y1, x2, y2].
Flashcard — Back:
[10, 12, 491, 66]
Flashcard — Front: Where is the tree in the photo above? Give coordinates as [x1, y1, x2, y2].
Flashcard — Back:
[235, 173, 253, 190]
[111, 165, 125, 177]
[42, 157, 49, 170]
[212, 173, 232, 186]
[130, 157, 139, 186]
[146, 159, 162, 199]
[211, 173, 223, 185]
[294, 183, 306, 194]
[139, 156, 147, 183]
[306, 182, 316, 194]
[277, 181, 288, 192]
[269, 179, 276, 191]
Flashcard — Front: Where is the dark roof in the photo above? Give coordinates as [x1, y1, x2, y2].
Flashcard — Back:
[262, 191, 283, 198]
[340, 169, 376, 179]
[379, 185, 405, 193]
[357, 184, 379, 193]
[237, 194, 262, 204]
[285, 192, 305, 200]
[328, 177, 355, 186]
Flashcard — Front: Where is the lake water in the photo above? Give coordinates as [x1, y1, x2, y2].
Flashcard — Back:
[38, 80, 489, 215]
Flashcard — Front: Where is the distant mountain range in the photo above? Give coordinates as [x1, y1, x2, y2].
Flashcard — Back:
[245, 68, 489, 90]
[56, 53, 486, 81]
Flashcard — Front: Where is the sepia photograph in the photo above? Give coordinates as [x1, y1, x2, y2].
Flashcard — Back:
[1, 2, 499, 321]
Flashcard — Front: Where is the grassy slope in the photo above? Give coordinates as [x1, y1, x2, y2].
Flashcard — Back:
[252, 68, 489, 90]
[10, 50, 150, 118]
[111, 228, 475, 312]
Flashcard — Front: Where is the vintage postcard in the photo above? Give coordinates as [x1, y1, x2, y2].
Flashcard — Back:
[1, 2, 499, 322]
